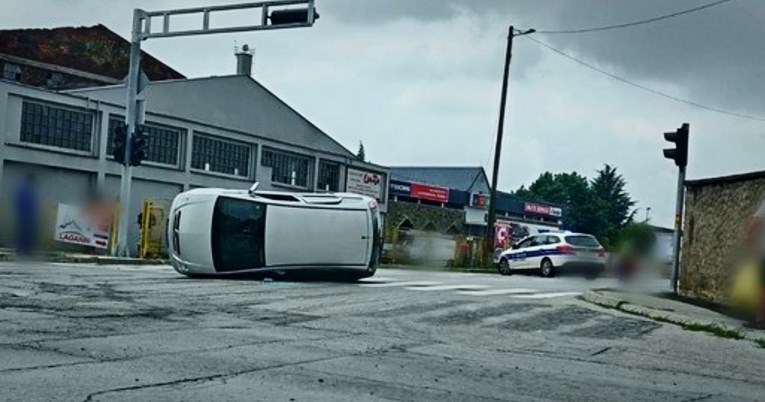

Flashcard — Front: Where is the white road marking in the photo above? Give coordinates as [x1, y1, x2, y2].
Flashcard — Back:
[359, 281, 442, 288]
[511, 292, 581, 299]
[457, 288, 538, 296]
[405, 284, 491, 291]
[357, 277, 396, 284]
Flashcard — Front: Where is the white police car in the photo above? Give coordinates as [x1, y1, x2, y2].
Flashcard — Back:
[496, 232, 605, 278]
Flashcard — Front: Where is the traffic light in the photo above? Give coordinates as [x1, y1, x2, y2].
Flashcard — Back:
[663, 123, 689, 168]
[270, 8, 319, 25]
[129, 125, 148, 167]
[111, 124, 127, 165]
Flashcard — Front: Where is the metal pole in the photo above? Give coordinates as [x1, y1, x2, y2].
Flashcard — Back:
[671, 166, 686, 293]
[115, 9, 143, 257]
[486, 26, 515, 260]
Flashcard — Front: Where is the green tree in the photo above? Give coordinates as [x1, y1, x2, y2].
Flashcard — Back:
[515, 172, 607, 237]
[356, 141, 366, 162]
[591, 164, 636, 247]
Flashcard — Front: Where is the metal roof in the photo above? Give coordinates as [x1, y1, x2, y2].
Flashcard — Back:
[67, 75, 356, 158]
[390, 166, 488, 192]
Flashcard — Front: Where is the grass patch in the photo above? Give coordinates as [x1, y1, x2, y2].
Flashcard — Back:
[679, 322, 744, 340]
[755, 339, 765, 349]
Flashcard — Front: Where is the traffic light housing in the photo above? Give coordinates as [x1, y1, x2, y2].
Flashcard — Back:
[270, 8, 319, 26]
[129, 125, 148, 167]
[663, 123, 689, 168]
[111, 124, 127, 165]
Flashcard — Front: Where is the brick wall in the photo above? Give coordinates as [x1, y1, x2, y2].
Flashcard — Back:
[680, 174, 765, 304]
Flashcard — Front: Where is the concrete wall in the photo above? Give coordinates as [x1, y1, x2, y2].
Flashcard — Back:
[680, 174, 765, 304]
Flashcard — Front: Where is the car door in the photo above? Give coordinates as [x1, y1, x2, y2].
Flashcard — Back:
[504, 236, 534, 268]
[520, 235, 546, 269]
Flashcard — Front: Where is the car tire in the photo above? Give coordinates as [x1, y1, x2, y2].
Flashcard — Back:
[539, 258, 556, 278]
[497, 258, 512, 276]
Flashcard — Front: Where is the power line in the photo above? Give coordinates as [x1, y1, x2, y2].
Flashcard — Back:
[524, 35, 765, 122]
[536, 0, 735, 34]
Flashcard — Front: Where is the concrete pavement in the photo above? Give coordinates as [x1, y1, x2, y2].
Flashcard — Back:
[1, 263, 764, 401]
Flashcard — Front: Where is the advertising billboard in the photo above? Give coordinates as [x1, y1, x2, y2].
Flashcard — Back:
[346, 168, 384, 200]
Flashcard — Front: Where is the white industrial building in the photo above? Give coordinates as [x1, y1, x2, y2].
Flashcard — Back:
[0, 74, 388, 255]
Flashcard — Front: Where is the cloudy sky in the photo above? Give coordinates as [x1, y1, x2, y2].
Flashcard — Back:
[3, 0, 764, 226]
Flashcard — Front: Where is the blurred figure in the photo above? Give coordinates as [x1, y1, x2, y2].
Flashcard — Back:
[743, 197, 765, 328]
[14, 173, 39, 255]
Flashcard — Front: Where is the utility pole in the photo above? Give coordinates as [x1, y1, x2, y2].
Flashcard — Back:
[662, 123, 690, 294]
[485, 26, 534, 261]
[113, 0, 319, 256]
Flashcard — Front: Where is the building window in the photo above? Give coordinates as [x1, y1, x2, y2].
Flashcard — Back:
[20, 101, 93, 152]
[3, 63, 21, 81]
[107, 118, 182, 166]
[261, 147, 312, 188]
[191, 133, 250, 177]
[317, 160, 340, 192]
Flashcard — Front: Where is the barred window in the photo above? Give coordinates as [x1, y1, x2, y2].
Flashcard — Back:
[20, 101, 93, 152]
[107, 118, 182, 166]
[191, 134, 250, 177]
[318, 160, 340, 192]
[261, 147, 312, 188]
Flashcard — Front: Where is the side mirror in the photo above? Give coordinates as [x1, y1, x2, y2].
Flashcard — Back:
[512, 243, 519, 249]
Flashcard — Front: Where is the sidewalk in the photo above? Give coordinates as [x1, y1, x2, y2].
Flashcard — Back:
[0, 249, 166, 265]
[582, 288, 765, 344]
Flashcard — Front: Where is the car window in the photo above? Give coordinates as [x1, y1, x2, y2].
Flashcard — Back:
[545, 235, 560, 245]
[515, 237, 534, 249]
[565, 235, 601, 247]
[528, 236, 545, 247]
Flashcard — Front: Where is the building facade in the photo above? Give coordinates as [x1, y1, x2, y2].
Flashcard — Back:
[0, 74, 387, 255]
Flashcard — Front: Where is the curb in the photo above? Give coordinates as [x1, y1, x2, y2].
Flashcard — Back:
[0, 252, 167, 266]
[581, 289, 764, 343]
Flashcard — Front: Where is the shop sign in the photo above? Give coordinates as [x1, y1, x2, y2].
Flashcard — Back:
[471, 193, 490, 209]
[524, 202, 562, 217]
[346, 168, 384, 200]
[389, 180, 411, 196]
[410, 182, 449, 203]
[54, 203, 111, 249]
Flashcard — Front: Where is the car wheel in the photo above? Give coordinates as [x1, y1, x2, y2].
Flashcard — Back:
[497, 259, 512, 276]
[540, 258, 556, 278]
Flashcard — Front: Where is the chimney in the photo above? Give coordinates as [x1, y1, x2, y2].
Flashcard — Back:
[235, 44, 254, 76]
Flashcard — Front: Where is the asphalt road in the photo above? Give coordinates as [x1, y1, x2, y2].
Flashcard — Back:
[0, 263, 763, 401]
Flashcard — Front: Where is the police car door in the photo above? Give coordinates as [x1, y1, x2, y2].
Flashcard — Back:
[520, 235, 547, 269]
[508, 236, 535, 269]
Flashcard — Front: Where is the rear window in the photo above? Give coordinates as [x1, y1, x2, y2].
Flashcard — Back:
[565, 235, 600, 248]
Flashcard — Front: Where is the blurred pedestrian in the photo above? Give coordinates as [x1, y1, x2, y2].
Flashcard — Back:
[744, 196, 765, 328]
[14, 173, 39, 255]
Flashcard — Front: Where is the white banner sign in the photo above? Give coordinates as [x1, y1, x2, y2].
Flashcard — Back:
[54, 203, 111, 249]
[346, 168, 384, 200]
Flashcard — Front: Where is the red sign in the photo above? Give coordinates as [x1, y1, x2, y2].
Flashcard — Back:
[524, 202, 562, 217]
[410, 183, 449, 203]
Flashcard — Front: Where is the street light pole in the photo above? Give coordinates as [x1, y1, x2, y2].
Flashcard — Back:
[485, 26, 534, 261]
[112, 0, 318, 256]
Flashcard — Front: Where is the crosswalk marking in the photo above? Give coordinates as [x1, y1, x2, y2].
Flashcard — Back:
[457, 288, 537, 296]
[511, 292, 581, 299]
[357, 277, 583, 299]
[405, 284, 491, 292]
[359, 281, 442, 288]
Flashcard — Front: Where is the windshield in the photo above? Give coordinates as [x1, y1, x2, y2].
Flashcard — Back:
[565, 235, 601, 248]
[211, 197, 266, 272]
